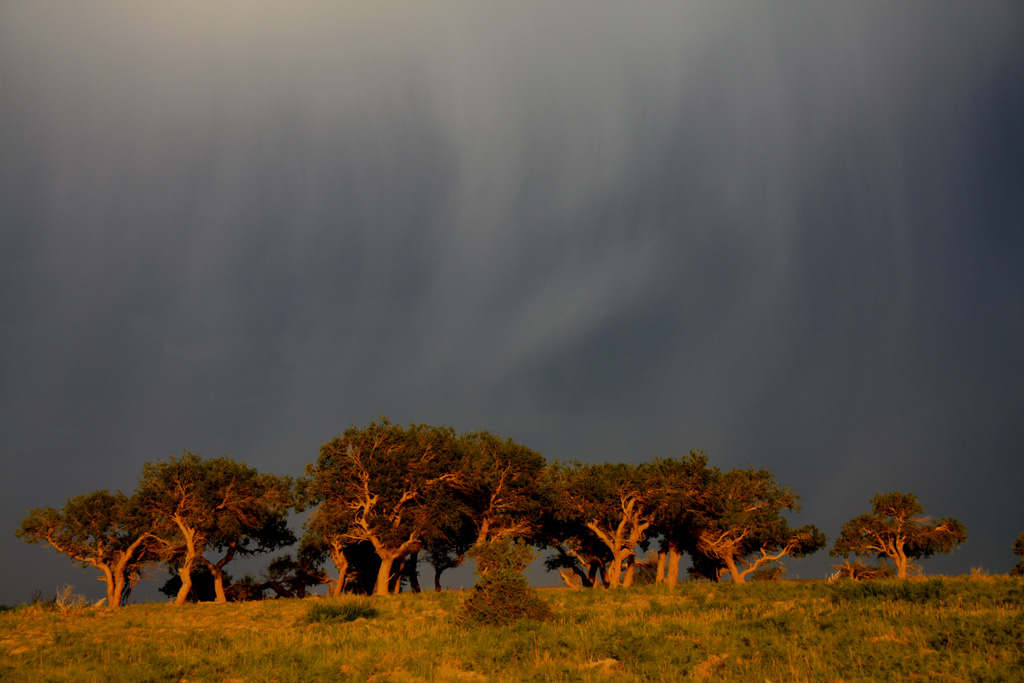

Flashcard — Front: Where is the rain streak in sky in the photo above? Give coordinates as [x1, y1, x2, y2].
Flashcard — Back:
[1, 1, 1023, 601]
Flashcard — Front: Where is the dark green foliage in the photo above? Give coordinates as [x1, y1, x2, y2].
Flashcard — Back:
[690, 466, 826, 583]
[16, 490, 152, 607]
[750, 565, 786, 581]
[136, 452, 295, 604]
[1012, 532, 1024, 577]
[831, 491, 967, 579]
[159, 566, 226, 603]
[928, 615, 1024, 653]
[463, 538, 552, 626]
[300, 418, 460, 596]
[304, 598, 379, 624]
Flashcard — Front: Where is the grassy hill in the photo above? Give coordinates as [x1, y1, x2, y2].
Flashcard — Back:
[2, 577, 1022, 682]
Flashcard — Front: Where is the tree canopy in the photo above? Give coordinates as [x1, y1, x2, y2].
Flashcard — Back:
[22, 418, 991, 603]
[1012, 533, 1024, 577]
[830, 491, 967, 579]
[16, 490, 151, 607]
[545, 461, 661, 588]
[134, 452, 293, 604]
[301, 418, 461, 595]
[689, 466, 825, 583]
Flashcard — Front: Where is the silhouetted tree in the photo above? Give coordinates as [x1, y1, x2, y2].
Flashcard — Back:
[830, 491, 967, 579]
[1012, 533, 1024, 577]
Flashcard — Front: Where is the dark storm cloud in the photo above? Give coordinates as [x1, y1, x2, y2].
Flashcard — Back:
[2, 1, 1022, 599]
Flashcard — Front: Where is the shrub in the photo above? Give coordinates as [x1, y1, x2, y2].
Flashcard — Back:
[305, 598, 378, 624]
[831, 560, 895, 581]
[463, 538, 552, 626]
[53, 585, 89, 617]
[751, 565, 786, 582]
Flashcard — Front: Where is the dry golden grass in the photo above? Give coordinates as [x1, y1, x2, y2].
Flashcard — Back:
[1, 577, 1021, 682]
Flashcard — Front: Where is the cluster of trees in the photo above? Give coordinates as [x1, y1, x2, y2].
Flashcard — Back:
[16, 453, 293, 607]
[17, 419, 981, 607]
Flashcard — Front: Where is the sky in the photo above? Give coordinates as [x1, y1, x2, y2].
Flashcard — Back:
[2, 1, 1023, 604]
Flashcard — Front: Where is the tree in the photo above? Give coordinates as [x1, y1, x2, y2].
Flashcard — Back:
[546, 461, 660, 588]
[830, 491, 967, 579]
[135, 452, 293, 605]
[17, 490, 152, 608]
[1012, 533, 1024, 577]
[427, 431, 546, 590]
[647, 451, 714, 587]
[296, 496, 359, 597]
[691, 466, 825, 583]
[301, 418, 460, 596]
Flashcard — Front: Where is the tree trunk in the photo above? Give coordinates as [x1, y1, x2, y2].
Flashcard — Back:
[110, 534, 148, 608]
[111, 571, 125, 608]
[587, 561, 601, 588]
[97, 564, 117, 608]
[173, 519, 200, 606]
[724, 554, 744, 583]
[623, 554, 637, 587]
[390, 555, 407, 594]
[209, 563, 228, 603]
[375, 553, 398, 596]
[176, 560, 194, 606]
[605, 557, 622, 588]
[329, 544, 349, 596]
[666, 544, 682, 588]
[406, 552, 421, 593]
[433, 553, 465, 591]
[895, 553, 909, 579]
[656, 550, 666, 584]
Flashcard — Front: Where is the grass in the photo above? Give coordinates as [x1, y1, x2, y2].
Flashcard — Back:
[1, 577, 1021, 681]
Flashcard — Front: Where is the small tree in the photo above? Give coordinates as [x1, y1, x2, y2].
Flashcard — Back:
[1010, 532, 1024, 577]
[463, 538, 551, 626]
[830, 491, 967, 579]
[16, 490, 152, 608]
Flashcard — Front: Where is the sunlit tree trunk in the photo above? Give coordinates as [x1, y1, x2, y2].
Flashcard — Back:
[173, 520, 201, 606]
[375, 551, 399, 596]
[329, 543, 349, 597]
[725, 555, 744, 583]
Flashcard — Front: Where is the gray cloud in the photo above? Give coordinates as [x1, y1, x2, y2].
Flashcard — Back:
[2, 1, 1023, 599]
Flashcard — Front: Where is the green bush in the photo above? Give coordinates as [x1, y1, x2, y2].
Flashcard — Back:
[304, 598, 378, 624]
[750, 565, 786, 582]
[463, 538, 552, 626]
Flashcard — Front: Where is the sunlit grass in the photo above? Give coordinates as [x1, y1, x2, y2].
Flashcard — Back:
[1, 577, 1021, 681]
